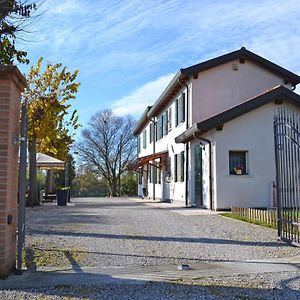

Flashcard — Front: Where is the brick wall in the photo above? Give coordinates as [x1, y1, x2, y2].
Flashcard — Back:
[0, 66, 26, 278]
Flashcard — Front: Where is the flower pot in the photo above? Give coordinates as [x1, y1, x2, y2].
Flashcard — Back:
[56, 189, 69, 206]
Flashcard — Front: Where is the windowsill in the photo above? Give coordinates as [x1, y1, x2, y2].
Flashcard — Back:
[226, 174, 254, 178]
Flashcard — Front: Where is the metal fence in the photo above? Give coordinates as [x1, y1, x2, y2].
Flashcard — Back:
[274, 107, 300, 247]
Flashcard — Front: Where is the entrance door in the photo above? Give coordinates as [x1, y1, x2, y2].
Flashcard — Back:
[194, 144, 203, 207]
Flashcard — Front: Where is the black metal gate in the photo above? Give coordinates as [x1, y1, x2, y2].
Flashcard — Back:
[274, 107, 300, 247]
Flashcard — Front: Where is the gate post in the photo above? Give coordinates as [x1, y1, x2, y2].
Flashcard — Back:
[0, 66, 26, 278]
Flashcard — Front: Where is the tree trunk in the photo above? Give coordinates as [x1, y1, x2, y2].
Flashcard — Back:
[112, 177, 118, 197]
[28, 135, 39, 206]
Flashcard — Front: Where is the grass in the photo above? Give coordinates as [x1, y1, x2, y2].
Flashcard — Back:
[221, 213, 277, 229]
[24, 244, 87, 269]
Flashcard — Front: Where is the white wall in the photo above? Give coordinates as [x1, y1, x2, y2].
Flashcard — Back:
[204, 102, 300, 209]
[137, 84, 190, 204]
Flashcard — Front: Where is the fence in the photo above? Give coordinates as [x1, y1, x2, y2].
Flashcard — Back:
[274, 107, 300, 247]
[231, 207, 277, 227]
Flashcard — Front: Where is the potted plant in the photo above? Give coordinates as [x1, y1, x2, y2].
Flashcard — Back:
[56, 187, 70, 206]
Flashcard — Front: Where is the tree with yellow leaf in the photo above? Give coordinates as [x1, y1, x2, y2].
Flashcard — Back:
[22, 57, 80, 206]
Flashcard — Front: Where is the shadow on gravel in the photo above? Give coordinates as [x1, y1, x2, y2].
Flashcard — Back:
[30, 247, 300, 269]
[30, 229, 288, 247]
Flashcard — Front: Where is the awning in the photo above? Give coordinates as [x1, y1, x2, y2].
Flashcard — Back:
[36, 153, 65, 170]
[128, 151, 168, 172]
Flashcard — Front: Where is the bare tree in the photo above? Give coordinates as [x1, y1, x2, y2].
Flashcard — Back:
[76, 110, 137, 197]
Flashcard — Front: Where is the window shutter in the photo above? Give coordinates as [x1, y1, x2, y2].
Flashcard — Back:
[175, 99, 179, 127]
[149, 165, 152, 183]
[164, 111, 168, 135]
[149, 123, 153, 143]
[181, 93, 185, 122]
[153, 165, 157, 184]
[143, 129, 147, 148]
[138, 136, 141, 153]
[180, 151, 185, 181]
[169, 107, 172, 130]
[160, 115, 164, 138]
[174, 154, 178, 182]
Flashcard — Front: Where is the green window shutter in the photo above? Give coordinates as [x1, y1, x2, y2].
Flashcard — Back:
[149, 166, 152, 183]
[159, 115, 164, 138]
[164, 111, 168, 135]
[153, 166, 157, 184]
[149, 123, 152, 143]
[169, 107, 172, 130]
[180, 151, 185, 181]
[143, 129, 147, 148]
[174, 154, 178, 182]
[175, 99, 179, 127]
[181, 93, 185, 122]
[138, 136, 141, 153]
[155, 121, 158, 142]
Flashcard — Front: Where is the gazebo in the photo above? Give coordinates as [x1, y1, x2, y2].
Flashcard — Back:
[36, 152, 65, 170]
[36, 153, 65, 201]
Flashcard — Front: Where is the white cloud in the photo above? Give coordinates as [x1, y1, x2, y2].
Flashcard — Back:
[111, 73, 175, 117]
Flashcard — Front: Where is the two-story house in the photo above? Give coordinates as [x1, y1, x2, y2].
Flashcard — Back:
[132, 47, 300, 210]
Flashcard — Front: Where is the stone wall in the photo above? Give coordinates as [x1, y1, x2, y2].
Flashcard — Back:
[0, 66, 26, 278]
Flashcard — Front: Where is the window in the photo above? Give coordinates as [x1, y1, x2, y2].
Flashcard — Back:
[143, 129, 147, 149]
[174, 151, 185, 182]
[229, 151, 248, 175]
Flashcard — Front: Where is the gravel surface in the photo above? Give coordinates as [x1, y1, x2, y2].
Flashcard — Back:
[0, 272, 299, 299]
[24, 197, 299, 269]
[1, 197, 299, 299]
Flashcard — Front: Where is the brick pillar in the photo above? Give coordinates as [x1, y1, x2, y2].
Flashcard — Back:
[0, 66, 26, 278]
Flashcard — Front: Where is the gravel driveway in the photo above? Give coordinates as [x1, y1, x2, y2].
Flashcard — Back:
[25, 197, 298, 268]
[1, 197, 299, 299]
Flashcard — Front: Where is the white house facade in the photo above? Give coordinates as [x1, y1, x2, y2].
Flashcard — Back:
[132, 47, 300, 210]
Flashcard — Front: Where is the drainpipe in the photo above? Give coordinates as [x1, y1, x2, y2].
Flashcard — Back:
[178, 79, 190, 207]
[193, 134, 214, 210]
[150, 117, 156, 200]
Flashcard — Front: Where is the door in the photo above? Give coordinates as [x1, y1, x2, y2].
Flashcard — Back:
[194, 144, 203, 207]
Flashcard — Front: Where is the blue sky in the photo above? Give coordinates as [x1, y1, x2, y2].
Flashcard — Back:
[17, 0, 300, 138]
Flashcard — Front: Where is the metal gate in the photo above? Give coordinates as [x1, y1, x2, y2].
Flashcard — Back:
[274, 107, 300, 247]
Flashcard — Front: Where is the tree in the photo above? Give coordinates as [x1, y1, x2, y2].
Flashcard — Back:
[22, 57, 80, 206]
[121, 171, 137, 196]
[0, 1, 37, 64]
[76, 110, 136, 197]
[55, 153, 76, 188]
[72, 167, 108, 197]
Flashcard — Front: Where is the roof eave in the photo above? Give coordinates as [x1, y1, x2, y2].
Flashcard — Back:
[175, 86, 300, 144]
[133, 106, 152, 135]
[147, 71, 184, 118]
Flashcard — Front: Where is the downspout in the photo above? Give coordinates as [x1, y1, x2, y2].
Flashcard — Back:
[193, 134, 214, 210]
[179, 79, 189, 207]
[150, 117, 156, 201]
